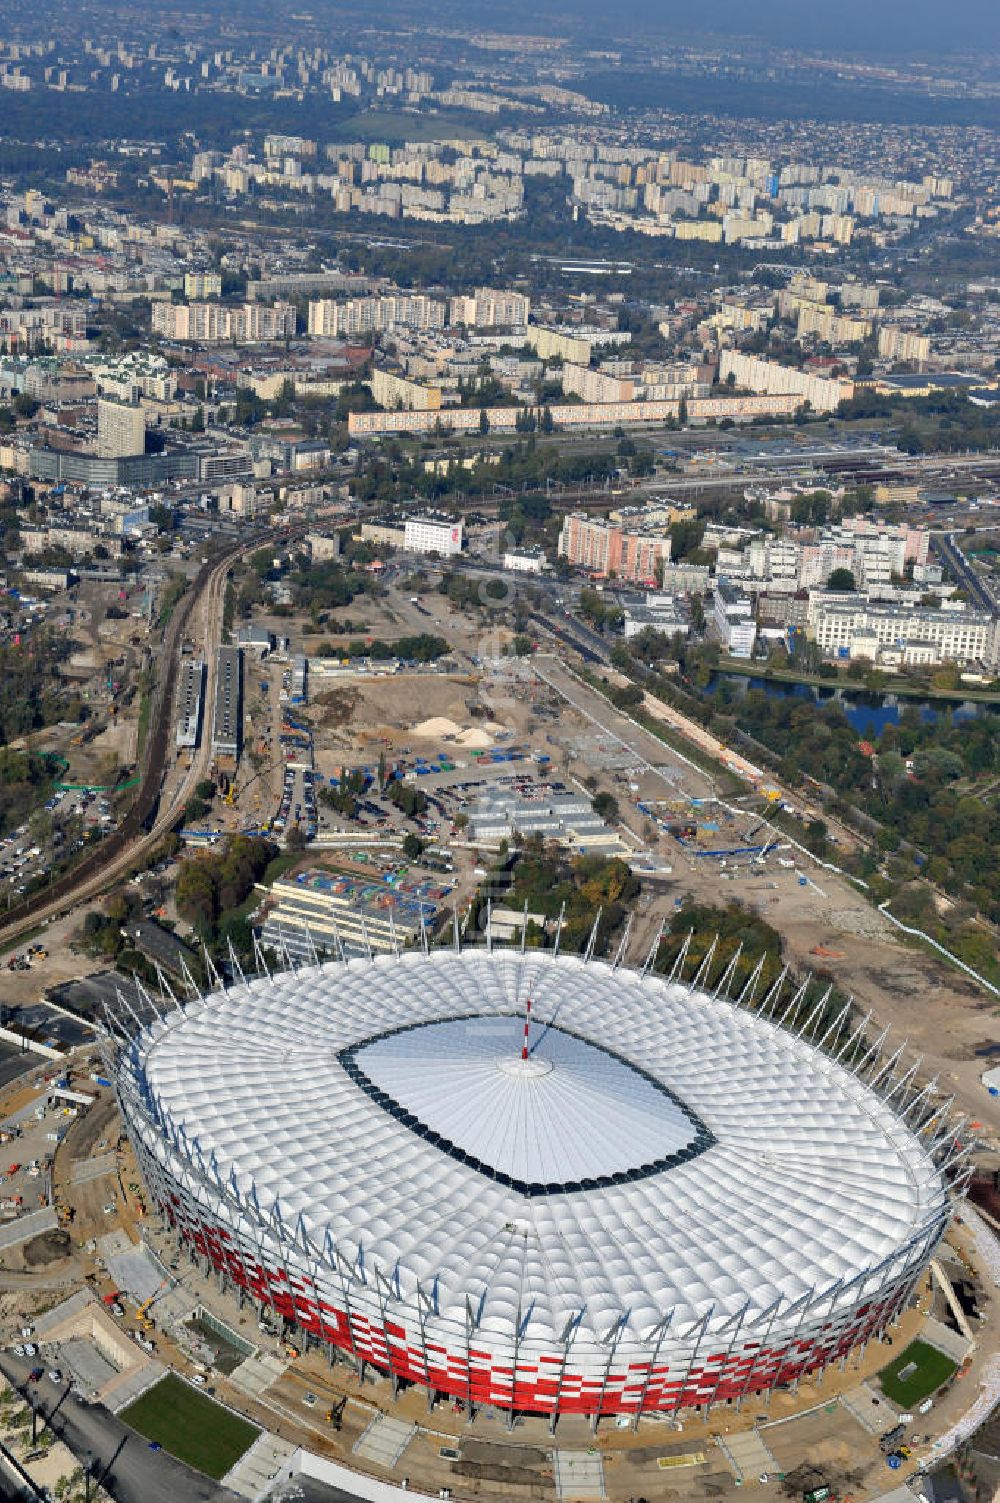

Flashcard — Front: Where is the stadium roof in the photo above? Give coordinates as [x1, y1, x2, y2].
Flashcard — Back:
[138, 951, 947, 1345]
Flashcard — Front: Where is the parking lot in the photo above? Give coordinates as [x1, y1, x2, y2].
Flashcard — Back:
[0, 786, 116, 914]
[0, 1088, 75, 1238]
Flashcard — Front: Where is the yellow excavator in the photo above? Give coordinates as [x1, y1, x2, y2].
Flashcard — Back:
[135, 1278, 170, 1326]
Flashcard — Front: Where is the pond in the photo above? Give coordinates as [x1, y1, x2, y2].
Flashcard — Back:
[705, 672, 991, 736]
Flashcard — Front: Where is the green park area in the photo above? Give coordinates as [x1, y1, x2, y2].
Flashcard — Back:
[121, 1373, 259, 1479]
[879, 1339, 957, 1408]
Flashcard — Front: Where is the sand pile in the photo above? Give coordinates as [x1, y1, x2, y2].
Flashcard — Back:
[411, 716, 497, 749]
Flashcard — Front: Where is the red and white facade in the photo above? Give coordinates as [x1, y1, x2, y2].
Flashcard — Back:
[116, 951, 952, 1421]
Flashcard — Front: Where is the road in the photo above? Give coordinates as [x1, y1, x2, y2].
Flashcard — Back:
[0, 1353, 243, 1503]
[931, 531, 997, 613]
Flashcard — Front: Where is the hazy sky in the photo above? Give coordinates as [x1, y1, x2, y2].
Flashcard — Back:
[460, 0, 1000, 56]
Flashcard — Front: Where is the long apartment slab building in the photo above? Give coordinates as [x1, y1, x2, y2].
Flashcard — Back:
[719, 349, 853, 414]
[175, 659, 206, 750]
[152, 301, 297, 344]
[211, 646, 243, 766]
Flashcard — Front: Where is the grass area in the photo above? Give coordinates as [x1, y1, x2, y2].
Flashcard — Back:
[879, 1339, 957, 1408]
[121, 1373, 258, 1479]
[263, 851, 303, 886]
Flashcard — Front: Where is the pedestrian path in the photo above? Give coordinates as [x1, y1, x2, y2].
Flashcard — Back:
[221, 1430, 296, 1499]
[927, 1354, 1000, 1461]
[353, 1413, 416, 1469]
[553, 1449, 605, 1500]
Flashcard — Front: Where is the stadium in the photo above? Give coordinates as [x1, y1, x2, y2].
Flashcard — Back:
[115, 947, 956, 1422]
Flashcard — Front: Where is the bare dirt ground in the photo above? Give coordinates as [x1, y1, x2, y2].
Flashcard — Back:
[783, 914, 1000, 1141]
[634, 824, 1000, 1143]
[312, 672, 485, 756]
[22, 1228, 72, 1268]
[531, 655, 1000, 1142]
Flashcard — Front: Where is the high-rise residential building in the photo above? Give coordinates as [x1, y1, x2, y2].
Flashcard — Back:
[719, 351, 852, 414]
[307, 294, 445, 338]
[448, 287, 530, 328]
[877, 328, 930, 365]
[560, 363, 635, 404]
[370, 369, 441, 412]
[183, 271, 223, 299]
[713, 578, 757, 658]
[151, 301, 296, 344]
[96, 397, 145, 459]
[557, 513, 670, 585]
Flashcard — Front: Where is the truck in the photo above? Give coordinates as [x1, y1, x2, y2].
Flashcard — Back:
[879, 1424, 906, 1454]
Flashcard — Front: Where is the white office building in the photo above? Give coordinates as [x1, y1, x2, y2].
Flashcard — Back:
[403, 516, 464, 557]
[714, 578, 757, 658]
[813, 602, 994, 667]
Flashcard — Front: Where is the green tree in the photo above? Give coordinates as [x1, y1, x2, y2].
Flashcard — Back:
[592, 791, 620, 823]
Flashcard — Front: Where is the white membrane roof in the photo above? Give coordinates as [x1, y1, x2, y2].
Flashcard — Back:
[350, 1015, 706, 1189]
[135, 950, 948, 1343]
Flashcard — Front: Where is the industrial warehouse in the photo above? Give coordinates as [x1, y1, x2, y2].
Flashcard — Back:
[114, 946, 960, 1426]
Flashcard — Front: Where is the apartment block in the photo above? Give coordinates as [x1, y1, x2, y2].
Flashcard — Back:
[183, 271, 222, 299]
[96, 397, 145, 459]
[370, 368, 442, 412]
[813, 603, 994, 667]
[403, 515, 463, 556]
[557, 512, 670, 585]
[713, 578, 757, 658]
[877, 327, 931, 365]
[307, 293, 446, 337]
[152, 301, 296, 343]
[448, 287, 530, 328]
[560, 362, 635, 404]
[719, 350, 852, 413]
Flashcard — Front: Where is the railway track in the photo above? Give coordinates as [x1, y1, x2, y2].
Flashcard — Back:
[0, 530, 284, 945]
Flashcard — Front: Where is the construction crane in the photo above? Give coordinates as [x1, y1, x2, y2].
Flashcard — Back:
[324, 1397, 347, 1430]
[135, 1278, 171, 1322]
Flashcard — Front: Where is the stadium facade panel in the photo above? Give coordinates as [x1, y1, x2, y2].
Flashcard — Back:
[116, 951, 951, 1419]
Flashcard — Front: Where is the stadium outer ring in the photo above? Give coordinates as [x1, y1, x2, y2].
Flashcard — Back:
[113, 949, 954, 1424]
